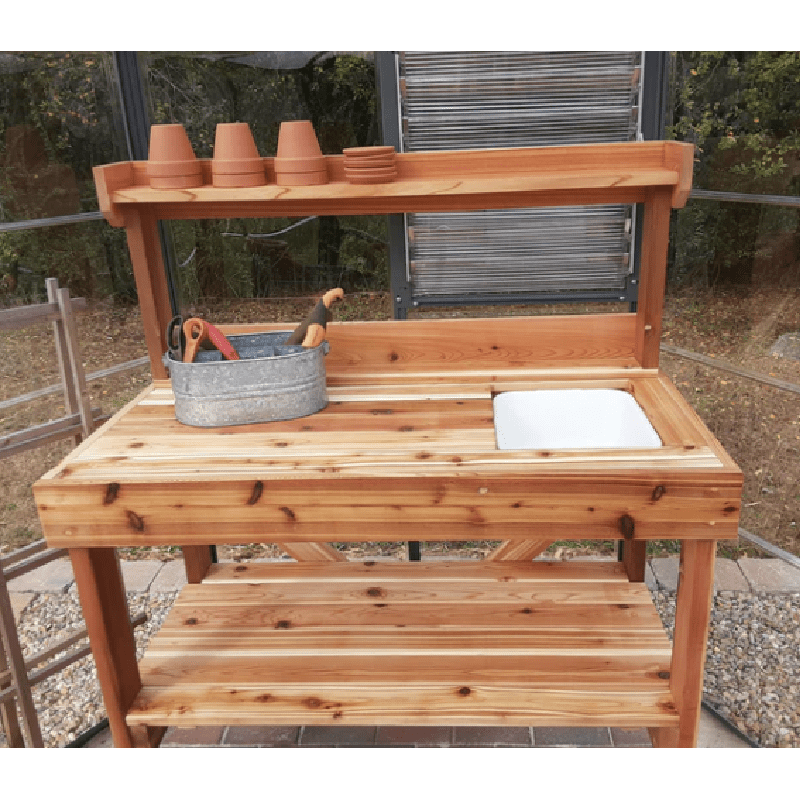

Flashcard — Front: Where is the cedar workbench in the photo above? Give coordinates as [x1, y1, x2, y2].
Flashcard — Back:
[34, 141, 742, 747]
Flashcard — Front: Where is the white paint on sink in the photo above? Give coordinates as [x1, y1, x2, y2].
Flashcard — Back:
[493, 389, 662, 451]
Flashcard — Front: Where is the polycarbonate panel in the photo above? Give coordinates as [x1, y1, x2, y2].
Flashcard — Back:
[398, 51, 642, 303]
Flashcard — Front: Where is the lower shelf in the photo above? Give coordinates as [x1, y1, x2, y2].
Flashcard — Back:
[127, 559, 679, 730]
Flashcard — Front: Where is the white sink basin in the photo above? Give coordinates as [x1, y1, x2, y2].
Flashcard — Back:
[493, 389, 662, 451]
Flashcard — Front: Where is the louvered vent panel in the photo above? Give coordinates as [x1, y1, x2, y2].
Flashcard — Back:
[398, 51, 642, 302]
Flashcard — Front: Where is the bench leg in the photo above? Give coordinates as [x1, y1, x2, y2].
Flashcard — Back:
[182, 546, 214, 583]
[69, 548, 141, 748]
[650, 539, 716, 747]
[130, 724, 167, 748]
[620, 539, 647, 582]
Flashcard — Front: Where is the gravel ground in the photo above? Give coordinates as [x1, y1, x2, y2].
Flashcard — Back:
[651, 589, 800, 748]
[2, 585, 798, 748]
[1, 586, 176, 748]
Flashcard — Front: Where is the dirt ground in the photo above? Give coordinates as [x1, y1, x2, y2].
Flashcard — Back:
[2, 286, 799, 561]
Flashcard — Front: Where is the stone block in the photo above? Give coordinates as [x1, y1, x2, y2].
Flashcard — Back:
[149, 560, 188, 593]
[737, 558, 800, 592]
[6, 557, 74, 593]
[376, 726, 453, 746]
[299, 726, 377, 746]
[453, 726, 532, 746]
[650, 556, 679, 591]
[224, 726, 299, 747]
[713, 559, 749, 592]
[120, 559, 161, 593]
[533, 726, 612, 747]
[162, 726, 225, 746]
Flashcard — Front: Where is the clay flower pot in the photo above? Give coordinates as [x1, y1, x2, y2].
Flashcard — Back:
[212, 122, 266, 187]
[274, 121, 328, 186]
[276, 121, 323, 160]
[275, 170, 328, 187]
[147, 124, 202, 189]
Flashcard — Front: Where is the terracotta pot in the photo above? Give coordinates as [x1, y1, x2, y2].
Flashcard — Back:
[147, 124, 203, 188]
[344, 165, 395, 175]
[211, 156, 265, 174]
[344, 154, 396, 168]
[273, 155, 327, 173]
[146, 160, 206, 178]
[343, 145, 395, 157]
[213, 122, 260, 161]
[210, 171, 267, 188]
[149, 124, 197, 162]
[275, 170, 328, 186]
[277, 120, 323, 160]
[345, 169, 398, 185]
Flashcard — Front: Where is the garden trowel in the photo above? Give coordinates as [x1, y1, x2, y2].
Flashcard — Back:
[284, 288, 345, 348]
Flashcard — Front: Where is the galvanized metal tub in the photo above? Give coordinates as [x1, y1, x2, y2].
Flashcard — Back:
[164, 331, 329, 427]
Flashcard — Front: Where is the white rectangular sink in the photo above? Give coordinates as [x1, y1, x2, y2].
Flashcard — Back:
[493, 389, 662, 451]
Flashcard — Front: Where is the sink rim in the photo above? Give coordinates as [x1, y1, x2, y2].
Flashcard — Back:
[493, 387, 663, 452]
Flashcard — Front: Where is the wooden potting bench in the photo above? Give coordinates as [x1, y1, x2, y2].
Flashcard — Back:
[34, 141, 742, 747]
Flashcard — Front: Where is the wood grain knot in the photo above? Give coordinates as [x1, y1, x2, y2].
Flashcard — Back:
[184, 617, 199, 626]
[366, 587, 385, 598]
[234, 565, 248, 572]
[275, 620, 292, 629]
[279, 506, 296, 521]
[651, 485, 666, 502]
[657, 671, 671, 680]
[247, 480, 264, 505]
[103, 482, 121, 505]
[618, 514, 635, 539]
[458, 686, 472, 696]
[126, 510, 145, 532]
[304, 697, 323, 709]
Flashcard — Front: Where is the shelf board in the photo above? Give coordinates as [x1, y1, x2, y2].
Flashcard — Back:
[127, 560, 680, 730]
[94, 141, 694, 226]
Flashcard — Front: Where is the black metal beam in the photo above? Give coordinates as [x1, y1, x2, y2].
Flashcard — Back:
[112, 52, 180, 319]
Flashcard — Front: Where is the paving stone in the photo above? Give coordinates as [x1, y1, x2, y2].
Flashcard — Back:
[6, 558, 74, 593]
[649, 556, 679, 591]
[162, 726, 225, 746]
[533, 726, 612, 747]
[376, 726, 453, 746]
[737, 558, 800, 592]
[149, 559, 187, 593]
[609, 727, 652, 747]
[713, 559, 749, 592]
[224, 726, 299, 746]
[644, 562, 657, 591]
[120, 560, 162, 593]
[452, 726, 531, 746]
[299, 726, 377, 746]
[8, 592, 32, 623]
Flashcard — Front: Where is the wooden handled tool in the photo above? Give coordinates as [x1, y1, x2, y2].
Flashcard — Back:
[284, 288, 345, 348]
[182, 318, 241, 363]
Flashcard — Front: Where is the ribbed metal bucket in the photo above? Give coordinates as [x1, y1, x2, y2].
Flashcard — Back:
[164, 331, 329, 427]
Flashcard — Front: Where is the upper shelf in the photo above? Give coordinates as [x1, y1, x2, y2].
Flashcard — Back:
[93, 141, 694, 227]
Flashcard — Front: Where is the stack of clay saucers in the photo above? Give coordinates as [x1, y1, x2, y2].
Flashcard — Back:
[342, 146, 397, 184]
[273, 120, 328, 186]
[211, 122, 266, 187]
[146, 124, 203, 189]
